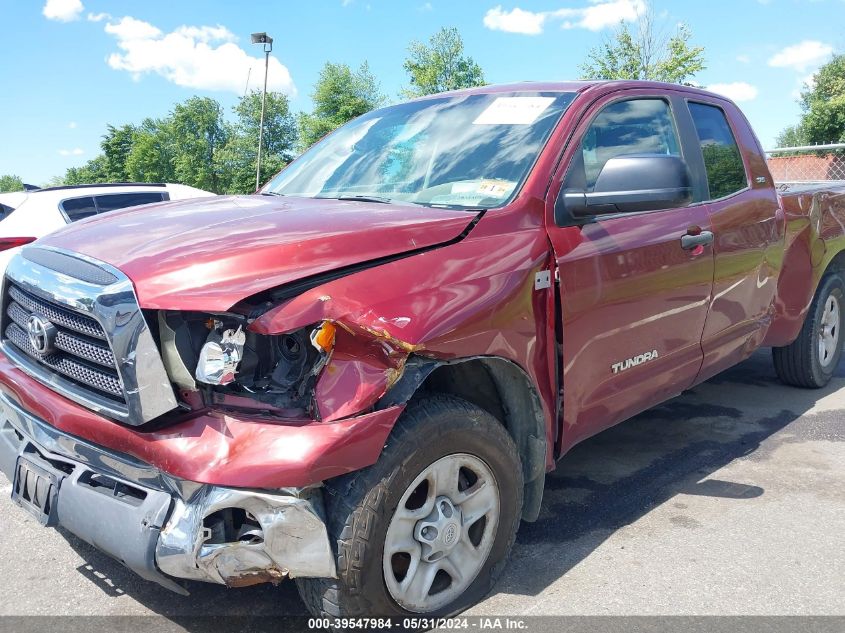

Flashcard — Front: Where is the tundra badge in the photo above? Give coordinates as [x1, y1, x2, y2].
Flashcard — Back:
[612, 350, 659, 374]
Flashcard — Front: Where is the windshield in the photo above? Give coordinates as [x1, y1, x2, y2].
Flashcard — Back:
[264, 91, 576, 209]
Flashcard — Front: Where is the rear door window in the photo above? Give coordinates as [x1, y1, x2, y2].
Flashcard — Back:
[94, 192, 167, 214]
[60, 196, 97, 222]
[688, 102, 748, 199]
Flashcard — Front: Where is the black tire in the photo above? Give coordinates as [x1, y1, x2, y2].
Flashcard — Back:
[296, 394, 523, 618]
[773, 273, 844, 388]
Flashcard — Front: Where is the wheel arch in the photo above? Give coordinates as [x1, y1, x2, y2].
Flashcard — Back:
[378, 355, 548, 522]
[766, 244, 845, 348]
[824, 248, 845, 278]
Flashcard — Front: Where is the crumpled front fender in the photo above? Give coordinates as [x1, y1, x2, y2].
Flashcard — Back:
[248, 216, 556, 432]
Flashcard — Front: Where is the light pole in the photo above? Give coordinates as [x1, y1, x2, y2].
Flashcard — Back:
[251, 32, 274, 191]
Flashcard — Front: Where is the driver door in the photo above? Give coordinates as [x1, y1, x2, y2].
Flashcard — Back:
[546, 92, 715, 448]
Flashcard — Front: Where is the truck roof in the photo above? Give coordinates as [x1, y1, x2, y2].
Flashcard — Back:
[410, 80, 735, 103]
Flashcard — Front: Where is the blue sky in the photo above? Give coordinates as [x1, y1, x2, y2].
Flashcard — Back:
[1, 0, 843, 185]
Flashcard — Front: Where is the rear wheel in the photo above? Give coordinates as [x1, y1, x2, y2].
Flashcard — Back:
[296, 394, 523, 618]
[773, 273, 844, 388]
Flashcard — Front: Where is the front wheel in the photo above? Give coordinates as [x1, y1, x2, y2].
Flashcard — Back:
[773, 273, 844, 388]
[296, 394, 523, 618]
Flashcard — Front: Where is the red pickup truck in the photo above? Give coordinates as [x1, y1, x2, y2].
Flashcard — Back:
[1, 81, 844, 617]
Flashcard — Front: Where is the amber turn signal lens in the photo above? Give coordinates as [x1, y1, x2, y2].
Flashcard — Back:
[311, 321, 336, 353]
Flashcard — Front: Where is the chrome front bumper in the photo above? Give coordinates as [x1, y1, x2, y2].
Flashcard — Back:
[0, 390, 336, 593]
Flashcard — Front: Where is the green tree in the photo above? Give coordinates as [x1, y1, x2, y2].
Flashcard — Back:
[580, 7, 705, 84]
[169, 96, 228, 192]
[402, 27, 485, 97]
[101, 124, 136, 181]
[126, 118, 177, 183]
[218, 90, 298, 193]
[298, 62, 383, 150]
[42, 175, 66, 188]
[800, 54, 845, 144]
[60, 90, 303, 192]
[64, 155, 108, 185]
[0, 174, 24, 192]
[775, 124, 808, 149]
[776, 54, 844, 148]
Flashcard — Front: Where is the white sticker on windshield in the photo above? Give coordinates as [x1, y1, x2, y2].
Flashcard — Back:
[451, 182, 478, 194]
[473, 97, 555, 125]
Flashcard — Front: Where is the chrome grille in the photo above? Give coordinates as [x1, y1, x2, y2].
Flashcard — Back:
[6, 301, 115, 367]
[7, 285, 106, 340]
[2, 247, 178, 426]
[3, 281, 125, 402]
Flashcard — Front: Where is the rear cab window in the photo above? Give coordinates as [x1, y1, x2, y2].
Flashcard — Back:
[687, 102, 748, 199]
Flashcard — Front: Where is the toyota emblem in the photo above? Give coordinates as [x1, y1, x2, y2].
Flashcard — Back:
[27, 313, 57, 355]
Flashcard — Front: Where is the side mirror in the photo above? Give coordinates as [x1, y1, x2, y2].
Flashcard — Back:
[556, 154, 692, 224]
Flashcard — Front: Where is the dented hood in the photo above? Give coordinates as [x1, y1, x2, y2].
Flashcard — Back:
[38, 195, 477, 311]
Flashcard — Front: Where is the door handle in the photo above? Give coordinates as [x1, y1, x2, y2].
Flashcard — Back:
[681, 230, 714, 251]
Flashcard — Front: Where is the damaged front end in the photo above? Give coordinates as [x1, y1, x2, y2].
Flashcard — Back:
[158, 308, 419, 424]
[156, 485, 336, 587]
[0, 387, 338, 594]
[145, 312, 422, 589]
[159, 311, 333, 419]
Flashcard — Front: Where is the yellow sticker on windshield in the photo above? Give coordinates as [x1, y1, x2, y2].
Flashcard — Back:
[473, 97, 555, 125]
[476, 180, 514, 197]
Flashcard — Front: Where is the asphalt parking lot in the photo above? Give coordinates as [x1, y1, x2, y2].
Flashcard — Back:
[0, 349, 842, 621]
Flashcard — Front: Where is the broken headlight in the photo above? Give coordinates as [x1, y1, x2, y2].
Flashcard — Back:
[196, 326, 246, 385]
[159, 312, 336, 416]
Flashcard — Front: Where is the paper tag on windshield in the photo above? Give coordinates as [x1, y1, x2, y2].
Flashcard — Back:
[476, 180, 513, 197]
[473, 97, 555, 125]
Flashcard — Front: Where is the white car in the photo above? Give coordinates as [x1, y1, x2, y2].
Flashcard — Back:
[0, 191, 28, 221]
[0, 183, 214, 271]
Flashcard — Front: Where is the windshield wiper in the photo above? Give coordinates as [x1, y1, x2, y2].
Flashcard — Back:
[334, 195, 393, 204]
[260, 191, 285, 196]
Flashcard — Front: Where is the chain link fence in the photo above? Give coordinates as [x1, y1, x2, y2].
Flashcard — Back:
[765, 143, 845, 182]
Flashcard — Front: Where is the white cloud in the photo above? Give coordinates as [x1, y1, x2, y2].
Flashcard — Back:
[105, 16, 163, 41]
[68, 121, 77, 129]
[483, 7, 547, 34]
[736, 54, 750, 64]
[42, 0, 84, 22]
[101, 16, 296, 96]
[58, 148, 84, 156]
[419, 2, 433, 11]
[483, 1, 644, 35]
[768, 40, 834, 72]
[87, 11, 111, 22]
[707, 82, 759, 102]
[561, 0, 644, 31]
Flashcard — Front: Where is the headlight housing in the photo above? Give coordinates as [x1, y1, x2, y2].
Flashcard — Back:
[159, 312, 336, 418]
